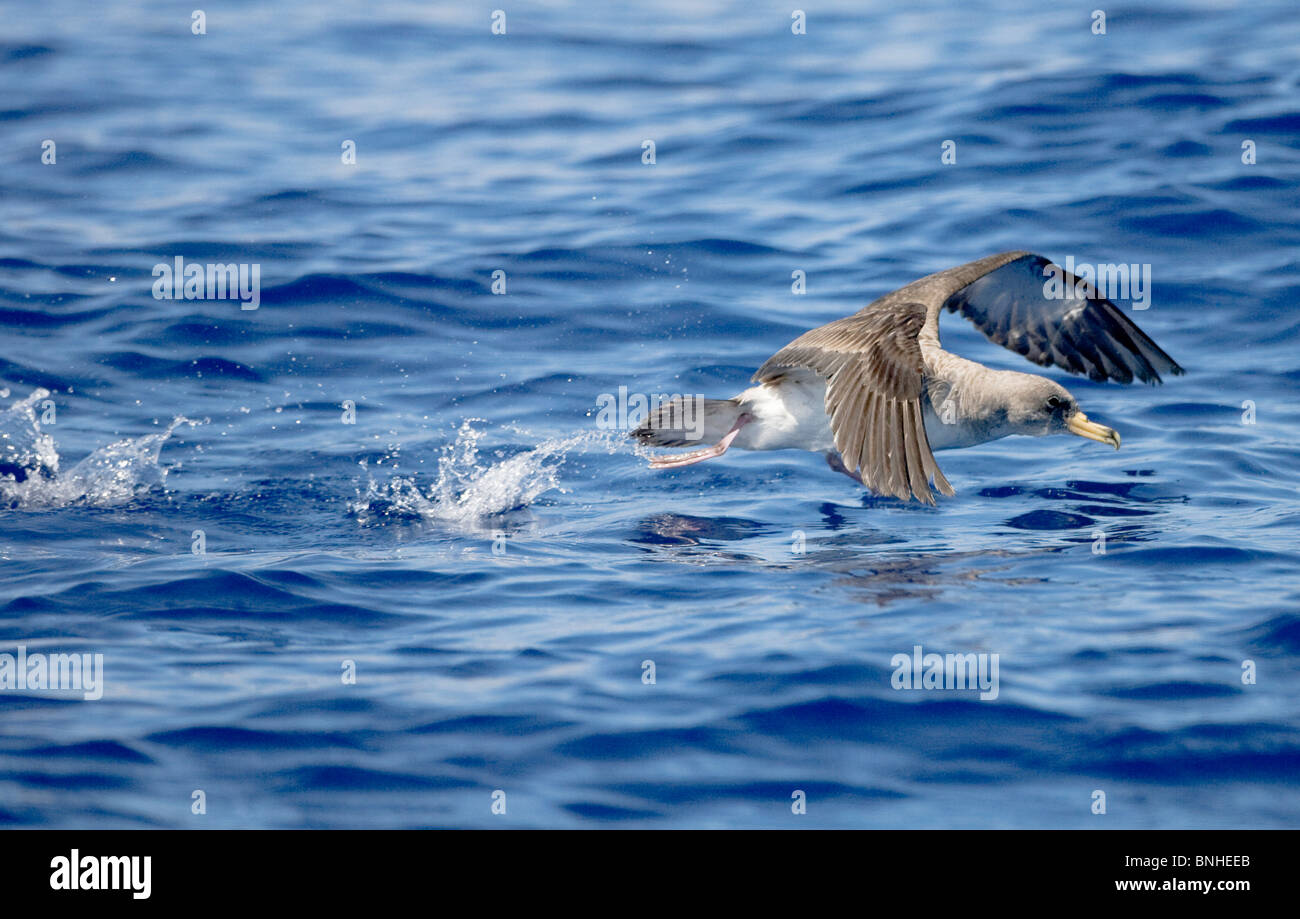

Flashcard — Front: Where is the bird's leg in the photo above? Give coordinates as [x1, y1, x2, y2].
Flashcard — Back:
[825, 451, 864, 484]
[647, 413, 753, 469]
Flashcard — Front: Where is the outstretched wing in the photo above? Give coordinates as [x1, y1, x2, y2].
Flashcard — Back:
[938, 252, 1184, 384]
[753, 301, 953, 504]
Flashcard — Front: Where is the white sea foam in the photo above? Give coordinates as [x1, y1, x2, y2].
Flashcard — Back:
[0, 390, 196, 509]
[352, 419, 618, 529]
[0, 388, 59, 479]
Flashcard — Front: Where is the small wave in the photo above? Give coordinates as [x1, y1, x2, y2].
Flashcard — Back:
[352, 420, 618, 529]
[0, 389, 196, 509]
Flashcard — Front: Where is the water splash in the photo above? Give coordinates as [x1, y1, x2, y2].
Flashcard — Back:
[353, 420, 618, 530]
[0, 388, 59, 481]
[0, 390, 197, 509]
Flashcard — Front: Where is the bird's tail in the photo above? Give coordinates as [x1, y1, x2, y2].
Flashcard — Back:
[630, 397, 745, 447]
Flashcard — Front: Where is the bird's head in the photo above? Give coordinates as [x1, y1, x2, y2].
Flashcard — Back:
[1004, 376, 1121, 449]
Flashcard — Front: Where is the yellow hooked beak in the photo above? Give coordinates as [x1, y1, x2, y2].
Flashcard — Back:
[1067, 411, 1121, 449]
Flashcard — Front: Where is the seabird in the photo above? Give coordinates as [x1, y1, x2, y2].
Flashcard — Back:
[632, 251, 1183, 503]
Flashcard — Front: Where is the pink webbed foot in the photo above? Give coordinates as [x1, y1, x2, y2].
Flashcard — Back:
[647, 413, 753, 469]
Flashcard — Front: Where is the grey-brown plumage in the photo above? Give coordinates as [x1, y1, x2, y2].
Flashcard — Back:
[638, 252, 1184, 504]
[753, 301, 950, 503]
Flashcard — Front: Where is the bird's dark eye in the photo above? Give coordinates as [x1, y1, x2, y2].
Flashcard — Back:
[1045, 396, 1064, 411]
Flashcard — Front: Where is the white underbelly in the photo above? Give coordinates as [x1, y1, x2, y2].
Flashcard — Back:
[730, 374, 835, 452]
[732, 372, 980, 454]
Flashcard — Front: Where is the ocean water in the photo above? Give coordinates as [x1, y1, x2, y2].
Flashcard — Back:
[1, 0, 1298, 829]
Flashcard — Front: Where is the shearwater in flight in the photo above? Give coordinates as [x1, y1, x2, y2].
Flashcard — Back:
[632, 251, 1183, 503]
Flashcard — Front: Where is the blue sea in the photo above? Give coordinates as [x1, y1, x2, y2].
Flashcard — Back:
[1, 0, 1298, 829]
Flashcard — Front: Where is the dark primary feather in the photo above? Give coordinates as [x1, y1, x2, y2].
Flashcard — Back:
[940, 252, 1185, 384]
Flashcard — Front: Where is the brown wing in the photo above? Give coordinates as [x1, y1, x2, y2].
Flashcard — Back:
[752, 301, 953, 504]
